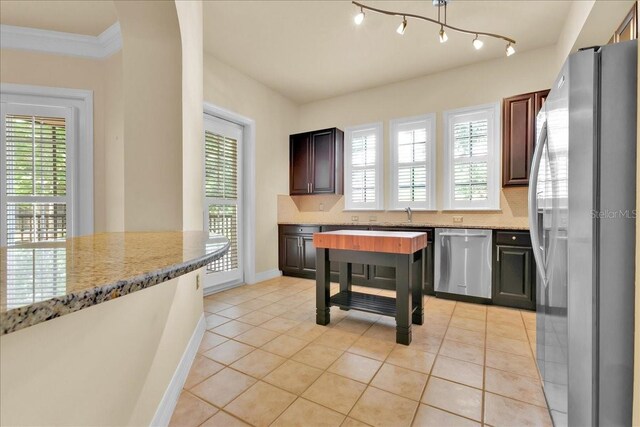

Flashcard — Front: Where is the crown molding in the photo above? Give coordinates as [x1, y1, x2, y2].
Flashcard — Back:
[0, 22, 121, 59]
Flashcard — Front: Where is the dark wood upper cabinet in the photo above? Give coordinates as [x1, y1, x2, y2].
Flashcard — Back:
[290, 128, 343, 195]
[610, 2, 638, 44]
[290, 133, 311, 194]
[502, 89, 549, 186]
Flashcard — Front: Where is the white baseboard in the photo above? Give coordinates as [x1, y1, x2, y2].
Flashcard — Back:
[150, 314, 205, 427]
[251, 269, 282, 284]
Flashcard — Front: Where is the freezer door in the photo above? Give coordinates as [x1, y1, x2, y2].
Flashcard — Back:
[530, 58, 570, 427]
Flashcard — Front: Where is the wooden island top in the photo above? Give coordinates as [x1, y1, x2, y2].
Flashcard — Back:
[313, 229, 427, 254]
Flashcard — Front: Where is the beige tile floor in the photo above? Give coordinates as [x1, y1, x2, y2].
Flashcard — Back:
[169, 276, 552, 427]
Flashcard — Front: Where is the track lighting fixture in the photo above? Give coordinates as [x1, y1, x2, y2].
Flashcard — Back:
[354, 7, 365, 25]
[350, 1, 516, 56]
[472, 34, 483, 50]
[506, 42, 515, 56]
[397, 16, 407, 35]
[439, 26, 448, 43]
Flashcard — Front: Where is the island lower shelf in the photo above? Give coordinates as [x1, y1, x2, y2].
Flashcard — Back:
[330, 290, 420, 318]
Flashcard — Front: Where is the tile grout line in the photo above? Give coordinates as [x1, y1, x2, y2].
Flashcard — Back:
[180, 281, 547, 427]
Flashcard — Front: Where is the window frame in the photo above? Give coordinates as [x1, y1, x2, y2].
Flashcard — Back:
[344, 122, 384, 211]
[202, 114, 244, 288]
[443, 102, 501, 211]
[0, 84, 93, 246]
[389, 113, 437, 211]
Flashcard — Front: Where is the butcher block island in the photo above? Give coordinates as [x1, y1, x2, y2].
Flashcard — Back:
[313, 230, 427, 345]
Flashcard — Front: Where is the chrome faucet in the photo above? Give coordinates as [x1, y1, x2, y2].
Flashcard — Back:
[405, 207, 412, 223]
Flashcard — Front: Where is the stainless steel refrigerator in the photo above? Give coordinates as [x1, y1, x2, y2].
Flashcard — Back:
[529, 40, 636, 427]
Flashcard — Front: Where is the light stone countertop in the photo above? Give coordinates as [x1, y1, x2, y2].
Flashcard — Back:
[278, 222, 530, 231]
[0, 232, 229, 335]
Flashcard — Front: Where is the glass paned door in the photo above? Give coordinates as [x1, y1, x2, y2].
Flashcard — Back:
[203, 115, 243, 289]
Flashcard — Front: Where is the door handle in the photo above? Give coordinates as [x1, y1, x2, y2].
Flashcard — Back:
[528, 119, 548, 283]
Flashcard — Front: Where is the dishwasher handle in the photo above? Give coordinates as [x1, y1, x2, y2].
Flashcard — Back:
[439, 232, 488, 238]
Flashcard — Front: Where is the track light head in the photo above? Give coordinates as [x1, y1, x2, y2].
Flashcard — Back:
[506, 42, 515, 56]
[397, 17, 407, 35]
[354, 8, 365, 25]
[439, 26, 448, 43]
[472, 35, 483, 50]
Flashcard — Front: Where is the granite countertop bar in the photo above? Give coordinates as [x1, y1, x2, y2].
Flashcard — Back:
[278, 222, 529, 231]
[0, 232, 229, 335]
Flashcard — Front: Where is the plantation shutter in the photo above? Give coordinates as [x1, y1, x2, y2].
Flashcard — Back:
[452, 118, 489, 202]
[397, 127, 427, 202]
[390, 115, 436, 210]
[205, 130, 239, 273]
[3, 111, 70, 245]
[346, 124, 382, 210]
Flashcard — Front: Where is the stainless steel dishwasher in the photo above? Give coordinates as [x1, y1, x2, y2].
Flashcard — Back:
[434, 228, 492, 298]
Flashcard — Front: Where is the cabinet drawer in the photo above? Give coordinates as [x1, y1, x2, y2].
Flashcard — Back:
[280, 225, 321, 235]
[321, 225, 369, 232]
[495, 231, 531, 247]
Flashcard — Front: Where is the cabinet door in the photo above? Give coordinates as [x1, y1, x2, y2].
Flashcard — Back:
[368, 265, 397, 290]
[613, 3, 637, 43]
[300, 235, 317, 273]
[534, 90, 549, 115]
[310, 129, 335, 194]
[493, 245, 535, 310]
[503, 93, 535, 186]
[290, 133, 311, 195]
[424, 243, 434, 295]
[280, 234, 302, 274]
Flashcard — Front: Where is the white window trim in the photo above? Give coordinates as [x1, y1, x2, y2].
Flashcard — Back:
[442, 102, 501, 211]
[0, 83, 94, 245]
[202, 115, 243, 289]
[389, 113, 437, 211]
[344, 122, 384, 211]
[203, 102, 263, 291]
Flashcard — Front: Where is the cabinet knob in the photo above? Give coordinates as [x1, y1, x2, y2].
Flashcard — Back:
[512, 236, 516, 240]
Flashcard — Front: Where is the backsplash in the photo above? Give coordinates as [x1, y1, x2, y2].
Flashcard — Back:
[277, 186, 529, 229]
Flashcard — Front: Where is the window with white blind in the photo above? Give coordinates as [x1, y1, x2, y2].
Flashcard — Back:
[1, 104, 74, 246]
[344, 122, 383, 210]
[203, 115, 243, 288]
[389, 114, 436, 210]
[443, 103, 500, 210]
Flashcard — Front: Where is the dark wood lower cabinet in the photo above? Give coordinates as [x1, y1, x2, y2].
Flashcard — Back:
[278, 225, 320, 279]
[279, 224, 435, 295]
[279, 225, 535, 310]
[492, 232, 536, 310]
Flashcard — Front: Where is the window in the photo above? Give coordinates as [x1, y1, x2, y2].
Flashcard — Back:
[1, 84, 93, 246]
[203, 115, 243, 287]
[344, 122, 383, 210]
[389, 114, 436, 210]
[443, 103, 500, 210]
[1, 104, 74, 245]
[1, 85, 92, 308]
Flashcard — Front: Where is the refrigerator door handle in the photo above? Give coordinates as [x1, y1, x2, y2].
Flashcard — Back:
[528, 120, 548, 283]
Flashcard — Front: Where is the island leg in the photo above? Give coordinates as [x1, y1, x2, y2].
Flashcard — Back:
[395, 253, 413, 345]
[316, 248, 330, 325]
[338, 262, 352, 311]
[412, 249, 424, 325]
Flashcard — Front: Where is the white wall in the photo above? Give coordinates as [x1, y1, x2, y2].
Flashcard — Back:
[283, 45, 559, 229]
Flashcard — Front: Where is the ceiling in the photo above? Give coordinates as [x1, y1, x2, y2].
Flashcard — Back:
[0, 0, 117, 36]
[203, 0, 572, 104]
